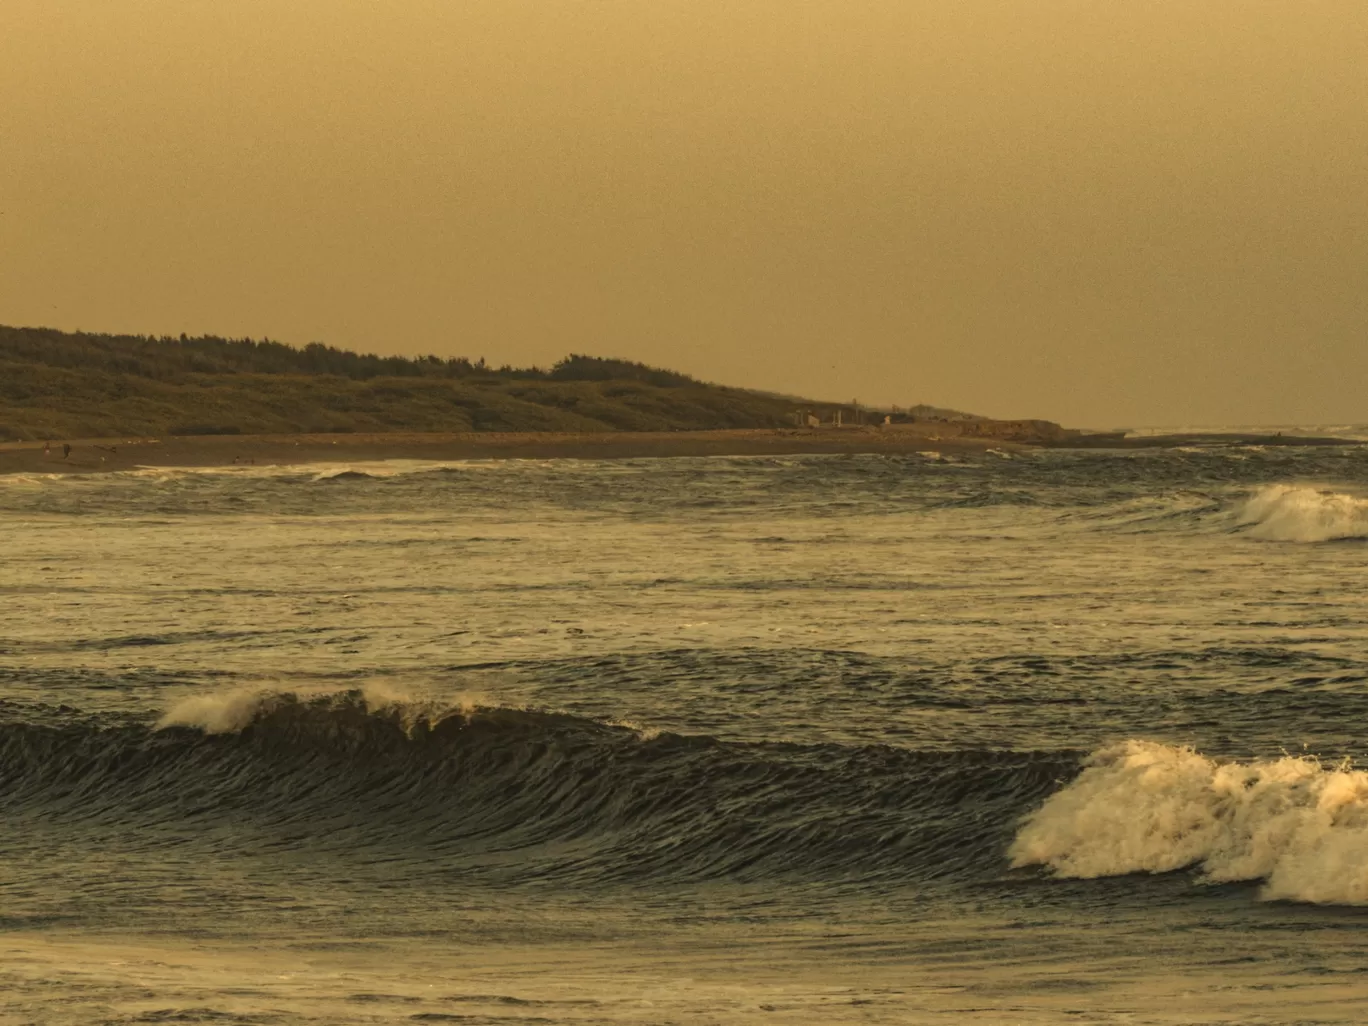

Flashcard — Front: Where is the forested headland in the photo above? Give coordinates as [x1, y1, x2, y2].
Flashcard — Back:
[0, 325, 851, 440]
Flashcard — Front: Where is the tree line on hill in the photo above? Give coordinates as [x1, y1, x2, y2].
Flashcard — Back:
[0, 325, 697, 388]
[0, 324, 846, 440]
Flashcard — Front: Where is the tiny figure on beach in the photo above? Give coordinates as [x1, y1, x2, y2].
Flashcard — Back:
[62, 443, 71, 460]
[43, 440, 50, 456]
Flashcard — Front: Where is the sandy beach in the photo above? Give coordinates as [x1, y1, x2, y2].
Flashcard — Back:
[0, 428, 1013, 474]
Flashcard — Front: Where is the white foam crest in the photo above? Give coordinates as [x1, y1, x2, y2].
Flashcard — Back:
[156, 683, 486, 735]
[306, 460, 482, 480]
[117, 460, 478, 481]
[1236, 484, 1368, 542]
[4, 459, 504, 486]
[158, 688, 269, 733]
[0, 472, 65, 487]
[1010, 740, 1368, 904]
[604, 717, 663, 741]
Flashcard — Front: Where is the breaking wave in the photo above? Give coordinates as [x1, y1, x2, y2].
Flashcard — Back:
[19, 692, 1368, 903]
[1, 689, 1072, 888]
[1236, 484, 1368, 542]
[1011, 740, 1368, 905]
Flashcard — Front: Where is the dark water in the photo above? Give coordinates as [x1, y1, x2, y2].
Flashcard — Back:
[3, 446, 1368, 1023]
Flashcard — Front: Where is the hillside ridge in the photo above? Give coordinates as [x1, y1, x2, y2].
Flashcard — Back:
[2, 325, 1081, 446]
[1, 324, 872, 440]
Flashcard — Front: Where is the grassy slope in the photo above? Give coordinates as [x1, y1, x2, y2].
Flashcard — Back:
[0, 326, 829, 440]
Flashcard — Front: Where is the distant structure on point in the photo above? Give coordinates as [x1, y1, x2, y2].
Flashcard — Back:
[787, 402, 1077, 444]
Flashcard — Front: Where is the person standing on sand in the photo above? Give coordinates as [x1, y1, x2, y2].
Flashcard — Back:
[43, 441, 50, 457]
[62, 443, 71, 459]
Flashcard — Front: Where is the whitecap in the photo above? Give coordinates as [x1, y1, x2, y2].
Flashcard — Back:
[1010, 740, 1368, 905]
[1236, 484, 1368, 542]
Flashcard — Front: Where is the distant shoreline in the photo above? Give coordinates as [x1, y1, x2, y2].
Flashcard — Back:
[0, 428, 1357, 475]
[0, 429, 1008, 475]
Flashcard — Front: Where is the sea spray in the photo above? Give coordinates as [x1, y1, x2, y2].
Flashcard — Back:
[1236, 484, 1368, 542]
[1010, 740, 1368, 904]
[156, 684, 485, 735]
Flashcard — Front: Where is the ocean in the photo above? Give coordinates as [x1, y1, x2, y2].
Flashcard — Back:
[3, 445, 1368, 1024]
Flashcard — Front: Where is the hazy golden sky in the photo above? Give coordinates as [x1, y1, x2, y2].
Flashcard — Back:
[3, 1, 1366, 426]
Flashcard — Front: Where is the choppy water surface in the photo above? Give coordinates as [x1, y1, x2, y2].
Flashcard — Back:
[4, 446, 1368, 1024]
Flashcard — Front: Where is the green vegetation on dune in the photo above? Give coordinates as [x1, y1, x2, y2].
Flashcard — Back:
[0, 325, 831, 440]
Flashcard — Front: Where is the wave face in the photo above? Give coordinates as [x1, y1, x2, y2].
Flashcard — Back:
[1011, 740, 1368, 905]
[0, 691, 1075, 888]
[1236, 484, 1368, 542]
